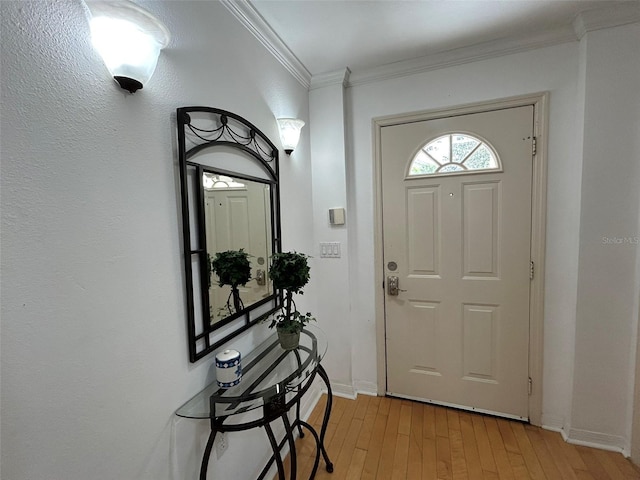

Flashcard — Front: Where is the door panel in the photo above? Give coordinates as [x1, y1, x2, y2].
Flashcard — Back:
[382, 106, 533, 419]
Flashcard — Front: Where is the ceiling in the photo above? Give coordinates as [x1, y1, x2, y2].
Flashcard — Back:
[239, 0, 638, 83]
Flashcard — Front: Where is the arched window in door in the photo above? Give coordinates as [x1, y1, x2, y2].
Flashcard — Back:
[408, 133, 501, 177]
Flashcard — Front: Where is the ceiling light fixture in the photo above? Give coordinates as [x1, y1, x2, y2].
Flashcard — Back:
[277, 118, 305, 155]
[86, 1, 170, 93]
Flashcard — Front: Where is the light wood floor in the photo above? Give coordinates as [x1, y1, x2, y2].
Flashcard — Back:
[277, 394, 640, 480]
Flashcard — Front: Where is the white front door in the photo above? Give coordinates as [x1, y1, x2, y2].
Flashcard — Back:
[382, 106, 534, 419]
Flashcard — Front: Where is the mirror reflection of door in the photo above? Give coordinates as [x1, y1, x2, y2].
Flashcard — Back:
[203, 173, 272, 324]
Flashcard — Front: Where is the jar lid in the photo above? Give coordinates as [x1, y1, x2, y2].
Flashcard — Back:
[216, 349, 240, 362]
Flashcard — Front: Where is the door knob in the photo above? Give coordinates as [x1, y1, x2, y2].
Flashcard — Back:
[387, 276, 407, 296]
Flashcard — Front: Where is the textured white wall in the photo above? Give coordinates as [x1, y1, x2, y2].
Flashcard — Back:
[0, 1, 313, 479]
[308, 77, 353, 393]
[571, 23, 640, 453]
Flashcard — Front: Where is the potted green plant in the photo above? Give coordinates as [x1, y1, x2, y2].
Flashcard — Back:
[210, 249, 252, 316]
[268, 251, 314, 350]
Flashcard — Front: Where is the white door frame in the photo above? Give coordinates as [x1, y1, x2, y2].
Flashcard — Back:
[373, 93, 548, 426]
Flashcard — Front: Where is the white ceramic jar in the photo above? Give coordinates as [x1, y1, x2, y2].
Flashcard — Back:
[215, 349, 242, 388]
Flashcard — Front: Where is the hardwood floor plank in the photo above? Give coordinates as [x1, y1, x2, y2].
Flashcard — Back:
[411, 401, 424, 451]
[376, 399, 402, 479]
[353, 394, 371, 421]
[459, 412, 484, 479]
[574, 470, 597, 480]
[448, 409, 462, 432]
[539, 428, 587, 472]
[436, 406, 450, 438]
[484, 416, 516, 479]
[450, 427, 469, 480]
[328, 396, 349, 425]
[423, 403, 436, 440]
[507, 451, 530, 480]
[496, 418, 520, 454]
[511, 422, 546, 480]
[576, 445, 613, 480]
[355, 394, 381, 451]
[609, 452, 640, 478]
[472, 414, 498, 474]
[378, 396, 392, 415]
[327, 398, 359, 461]
[407, 427, 423, 480]
[526, 427, 564, 480]
[539, 428, 579, 480]
[345, 447, 367, 480]
[592, 448, 627, 480]
[437, 435, 453, 480]
[360, 408, 389, 479]
[422, 437, 438, 480]
[399, 403, 413, 436]
[333, 418, 364, 480]
[392, 433, 410, 479]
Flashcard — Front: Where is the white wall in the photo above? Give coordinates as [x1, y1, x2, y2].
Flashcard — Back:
[571, 23, 640, 452]
[0, 1, 314, 479]
[308, 72, 353, 393]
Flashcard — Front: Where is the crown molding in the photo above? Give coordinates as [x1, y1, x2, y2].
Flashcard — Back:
[225, 0, 639, 91]
[347, 26, 578, 87]
[219, 0, 311, 89]
[310, 68, 351, 90]
[573, 2, 640, 40]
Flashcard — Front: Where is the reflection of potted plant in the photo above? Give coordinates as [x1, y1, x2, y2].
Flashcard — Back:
[210, 249, 252, 315]
[267, 251, 314, 350]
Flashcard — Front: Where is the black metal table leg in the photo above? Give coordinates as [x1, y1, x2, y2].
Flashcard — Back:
[316, 364, 334, 473]
[282, 414, 297, 480]
[293, 350, 305, 439]
[199, 428, 218, 480]
[265, 421, 286, 480]
[298, 420, 322, 479]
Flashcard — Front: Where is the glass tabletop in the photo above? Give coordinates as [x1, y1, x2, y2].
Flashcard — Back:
[176, 325, 328, 420]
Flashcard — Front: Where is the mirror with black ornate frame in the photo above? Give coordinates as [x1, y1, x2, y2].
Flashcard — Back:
[177, 107, 281, 362]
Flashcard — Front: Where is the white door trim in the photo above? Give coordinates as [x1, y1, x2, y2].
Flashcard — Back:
[373, 93, 548, 426]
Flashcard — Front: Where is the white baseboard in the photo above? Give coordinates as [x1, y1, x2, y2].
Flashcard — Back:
[541, 414, 565, 432]
[543, 418, 630, 457]
[322, 380, 380, 400]
[566, 427, 629, 457]
[326, 381, 357, 399]
[354, 380, 378, 396]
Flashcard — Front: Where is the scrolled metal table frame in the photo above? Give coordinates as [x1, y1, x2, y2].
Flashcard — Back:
[178, 329, 334, 480]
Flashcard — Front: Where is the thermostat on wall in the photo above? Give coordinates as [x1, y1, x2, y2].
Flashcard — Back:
[329, 208, 345, 225]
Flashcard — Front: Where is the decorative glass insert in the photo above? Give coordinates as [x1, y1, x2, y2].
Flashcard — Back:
[409, 133, 500, 177]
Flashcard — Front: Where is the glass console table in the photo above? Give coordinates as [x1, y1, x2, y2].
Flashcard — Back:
[176, 325, 334, 480]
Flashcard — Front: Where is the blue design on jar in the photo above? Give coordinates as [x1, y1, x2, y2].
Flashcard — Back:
[215, 349, 242, 388]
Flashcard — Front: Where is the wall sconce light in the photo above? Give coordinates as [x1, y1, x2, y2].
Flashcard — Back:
[86, 1, 170, 93]
[277, 118, 305, 155]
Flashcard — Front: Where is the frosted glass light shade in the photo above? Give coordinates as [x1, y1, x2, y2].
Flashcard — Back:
[277, 118, 305, 154]
[87, 1, 170, 93]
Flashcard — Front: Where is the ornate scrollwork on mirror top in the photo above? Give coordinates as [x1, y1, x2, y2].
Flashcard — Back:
[177, 107, 282, 362]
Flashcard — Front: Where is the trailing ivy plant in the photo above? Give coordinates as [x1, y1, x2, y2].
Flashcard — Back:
[210, 249, 252, 315]
[268, 251, 315, 333]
